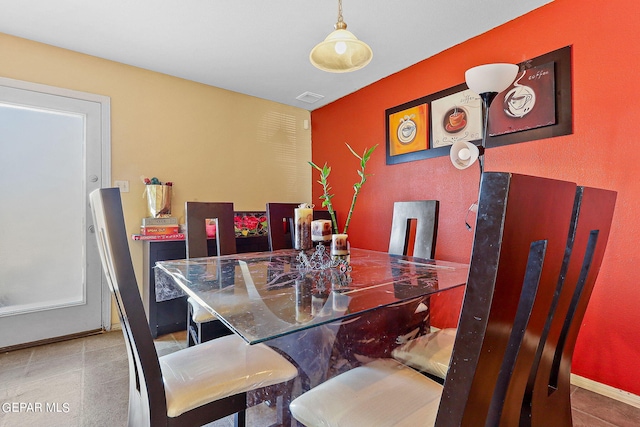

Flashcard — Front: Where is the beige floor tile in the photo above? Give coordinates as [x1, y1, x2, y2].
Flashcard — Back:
[0, 347, 33, 371]
[20, 354, 83, 392]
[28, 338, 85, 365]
[83, 357, 128, 389]
[1, 381, 82, 427]
[84, 342, 127, 367]
[82, 331, 124, 352]
[0, 365, 28, 393]
[81, 376, 128, 426]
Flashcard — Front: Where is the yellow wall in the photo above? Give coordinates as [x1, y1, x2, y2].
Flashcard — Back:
[0, 32, 312, 326]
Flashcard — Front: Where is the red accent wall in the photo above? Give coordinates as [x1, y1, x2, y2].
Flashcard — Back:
[310, 0, 640, 395]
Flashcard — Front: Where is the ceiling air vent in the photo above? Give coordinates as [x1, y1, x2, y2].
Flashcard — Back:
[296, 92, 324, 104]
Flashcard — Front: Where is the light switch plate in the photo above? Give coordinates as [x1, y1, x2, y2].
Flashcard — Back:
[114, 180, 130, 193]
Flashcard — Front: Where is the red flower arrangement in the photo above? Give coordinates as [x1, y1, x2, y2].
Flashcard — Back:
[234, 213, 268, 237]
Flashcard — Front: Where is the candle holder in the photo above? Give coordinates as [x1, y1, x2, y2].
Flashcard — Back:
[296, 243, 351, 273]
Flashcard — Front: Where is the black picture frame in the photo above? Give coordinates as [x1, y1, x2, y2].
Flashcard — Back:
[485, 45, 572, 148]
[385, 98, 430, 165]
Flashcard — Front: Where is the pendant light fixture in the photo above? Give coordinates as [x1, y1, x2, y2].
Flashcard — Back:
[310, 0, 373, 73]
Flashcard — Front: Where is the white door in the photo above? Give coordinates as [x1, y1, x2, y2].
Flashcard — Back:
[0, 78, 110, 349]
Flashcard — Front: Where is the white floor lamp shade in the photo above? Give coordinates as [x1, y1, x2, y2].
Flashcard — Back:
[465, 63, 519, 98]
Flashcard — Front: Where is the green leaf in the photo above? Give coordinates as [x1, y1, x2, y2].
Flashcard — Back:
[365, 145, 378, 159]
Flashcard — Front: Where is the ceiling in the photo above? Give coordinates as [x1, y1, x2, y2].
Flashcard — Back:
[0, 0, 552, 111]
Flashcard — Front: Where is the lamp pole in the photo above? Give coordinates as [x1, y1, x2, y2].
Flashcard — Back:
[477, 91, 499, 175]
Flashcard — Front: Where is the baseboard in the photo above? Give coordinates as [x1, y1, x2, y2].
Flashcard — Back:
[427, 327, 640, 409]
[571, 374, 640, 409]
[0, 329, 103, 353]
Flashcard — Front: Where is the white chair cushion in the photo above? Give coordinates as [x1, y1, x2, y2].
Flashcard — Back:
[289, 359, 442, 427]
[187, 297, 217, 323]
[160, 334, 298, 418]
[391, 328, 456, 379]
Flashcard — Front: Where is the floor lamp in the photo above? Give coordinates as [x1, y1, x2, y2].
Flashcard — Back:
[451, 63, 518, 229]
[450, 63, 519, 173]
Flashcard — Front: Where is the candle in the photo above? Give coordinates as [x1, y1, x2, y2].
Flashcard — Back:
[311, 219, 332, 242]
[294, 205, 313, 250]
[331, 233, 349, 256]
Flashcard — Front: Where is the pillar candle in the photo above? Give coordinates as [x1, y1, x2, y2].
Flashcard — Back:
[294, 205, 313, 250]
[311, 219, 332, 242]
[331, 233, 349, 256]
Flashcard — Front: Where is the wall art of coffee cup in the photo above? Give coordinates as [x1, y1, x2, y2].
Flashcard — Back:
[443, 107, 467, 133]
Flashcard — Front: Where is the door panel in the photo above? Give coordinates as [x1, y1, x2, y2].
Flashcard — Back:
[0, 81, 109, 348]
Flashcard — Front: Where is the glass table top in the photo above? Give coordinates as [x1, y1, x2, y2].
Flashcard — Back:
[155, 247, 469, 344]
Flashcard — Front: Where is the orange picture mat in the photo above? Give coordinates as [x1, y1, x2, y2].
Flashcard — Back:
[388, 103, 428, 156]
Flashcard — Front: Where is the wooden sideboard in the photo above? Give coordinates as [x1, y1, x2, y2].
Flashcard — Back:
[141, 236, 269, 337]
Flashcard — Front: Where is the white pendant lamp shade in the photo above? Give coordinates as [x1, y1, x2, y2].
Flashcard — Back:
[310, 27, 373, 73]
[465, 63, 519, 96]
[450, 141, 480, 170]
[310, 0, 372, 73]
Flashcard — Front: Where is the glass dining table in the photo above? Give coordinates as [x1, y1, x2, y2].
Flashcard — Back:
[154, 247, 469, 345]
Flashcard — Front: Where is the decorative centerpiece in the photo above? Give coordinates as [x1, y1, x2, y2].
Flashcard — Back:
[296, 244, 351, 273]
[142, 176, 173, 218]
[296, 244, 352, 293]
[309, 143, 377, 258]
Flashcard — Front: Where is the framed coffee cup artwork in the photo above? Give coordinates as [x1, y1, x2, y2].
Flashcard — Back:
[386, 102, 429, 164]
[385, 45, 572, 165]
[485, 45, 572, 148]
[431, 86, 483, 149]
[385, 83, 482, 165]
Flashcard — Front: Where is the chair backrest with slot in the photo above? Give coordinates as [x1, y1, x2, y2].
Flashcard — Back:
[266, 203, 298, 251]
[185, 201, 236, 258]
[522, 186, 616, 427]
[435, 172, 578, 427]
[90, 188, 167, 426]
[266, 202, 336, 251]
[388, 200, 439, 260]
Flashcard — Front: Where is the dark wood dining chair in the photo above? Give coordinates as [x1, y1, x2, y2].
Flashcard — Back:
[289, 172, 585, 426]
[266, 202, 335, 250]
[392, 185, 618, 410]
[184, 201, 236, 346]
[388, 200, 439, 259]
[90, 188, 297, 427]
[522, 186, 616, 427]
[333, 200, 440, 365]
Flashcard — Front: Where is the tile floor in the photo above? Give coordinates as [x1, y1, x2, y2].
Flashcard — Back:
[1, 330, 639, 427]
